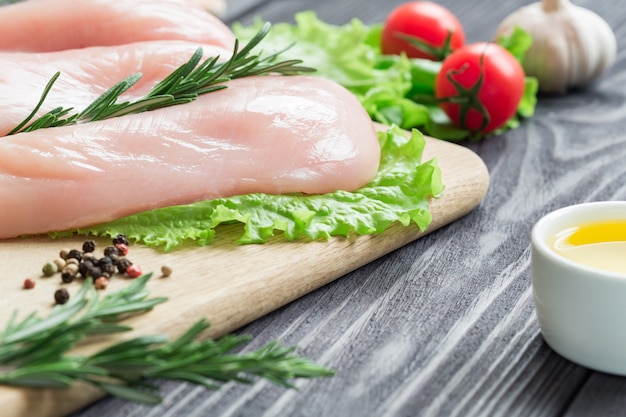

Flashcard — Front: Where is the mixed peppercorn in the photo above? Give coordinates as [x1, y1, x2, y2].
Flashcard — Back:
[21, 234, 172, 305]
[52, 235, 140, 291]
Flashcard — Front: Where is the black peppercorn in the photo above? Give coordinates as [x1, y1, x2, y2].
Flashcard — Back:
[103, 246, 118, 257]
[66, 249, 83, 262]
[54, 288, 70, 304]
[112, 234, 129, 246]
[116, 257, 133, 274]
[97, 256, 112, 266]
[85, 266, 102, 280]
[82, 254, 98, 264]
[61, 270, 76, 283]
[108, 253, 119, 264]
[98, 257, 116, 276]
[82, 240, 96, 253]
[78, 260, 94, 278]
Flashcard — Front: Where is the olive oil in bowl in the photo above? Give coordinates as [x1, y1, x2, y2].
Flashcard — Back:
[552, 220, 626, 275]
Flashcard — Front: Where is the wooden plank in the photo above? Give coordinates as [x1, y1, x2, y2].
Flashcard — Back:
[0, 133, 488, 417]
[564, 374, 626, 417]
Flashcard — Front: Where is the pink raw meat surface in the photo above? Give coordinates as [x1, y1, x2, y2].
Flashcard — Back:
[0, 76, 380, 239]
[0, 0, 236, 52]
[0, 41, 232, 136]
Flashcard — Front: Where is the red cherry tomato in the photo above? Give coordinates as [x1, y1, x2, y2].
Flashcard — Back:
[381, 1, 465, 60]
[435, 42, 526, 134]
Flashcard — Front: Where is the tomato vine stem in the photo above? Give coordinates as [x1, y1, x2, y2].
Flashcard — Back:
[440, 51, 491, 134]
[395, 30, 454, 61]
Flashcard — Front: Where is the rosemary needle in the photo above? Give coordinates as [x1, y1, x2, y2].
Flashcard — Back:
[6, 22, 315, 136]
[0, 274, 334, 404]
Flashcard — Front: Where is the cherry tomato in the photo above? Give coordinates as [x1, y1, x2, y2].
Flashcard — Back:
[435, 42, 525, 134]
[381, 1, 465, 60]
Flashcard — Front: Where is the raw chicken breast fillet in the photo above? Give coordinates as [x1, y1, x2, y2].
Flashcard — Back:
[0, 0, 235, 52]
[0, 76, 380, 239]
[0, 41, 232, 136]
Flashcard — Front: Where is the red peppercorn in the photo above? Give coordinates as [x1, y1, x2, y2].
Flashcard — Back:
[115, 243, 129, 256]
[126, 264, 142, 278]
[94, 277, 109, 290]
[23, 278, 36, 289]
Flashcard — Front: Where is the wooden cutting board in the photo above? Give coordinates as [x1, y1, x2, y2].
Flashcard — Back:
[0, 134, 489, 417]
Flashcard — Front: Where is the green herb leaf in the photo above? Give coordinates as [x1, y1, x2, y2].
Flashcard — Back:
[497, 25, 533, 64]
[0, 275, 334, 403]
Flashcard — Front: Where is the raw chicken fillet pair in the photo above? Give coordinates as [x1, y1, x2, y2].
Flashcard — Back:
[0, 0, 380, 239]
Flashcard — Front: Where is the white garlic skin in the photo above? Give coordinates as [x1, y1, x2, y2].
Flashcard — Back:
[496, 0, 617, 94]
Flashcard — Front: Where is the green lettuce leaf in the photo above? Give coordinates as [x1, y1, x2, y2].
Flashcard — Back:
[233, 11, 538, 141]
[62, 127, 443, 251]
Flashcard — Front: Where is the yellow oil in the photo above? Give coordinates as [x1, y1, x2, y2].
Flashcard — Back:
[552, 220, 626, 275]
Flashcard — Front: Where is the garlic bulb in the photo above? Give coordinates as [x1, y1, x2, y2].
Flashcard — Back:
[496, 0, 616, 94]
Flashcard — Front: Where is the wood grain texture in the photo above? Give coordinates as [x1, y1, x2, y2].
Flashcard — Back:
[4, 0, 625, 416]
[0, 132, 487, 417]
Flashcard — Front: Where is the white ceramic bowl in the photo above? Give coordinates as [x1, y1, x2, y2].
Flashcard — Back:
[531, 201, 626, 375]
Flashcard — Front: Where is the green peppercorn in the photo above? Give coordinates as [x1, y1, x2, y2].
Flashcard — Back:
[42, 261, 58, 277]
[54, 288, 70, 304]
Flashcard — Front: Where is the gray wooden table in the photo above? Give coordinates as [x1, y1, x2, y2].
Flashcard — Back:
[72, 1, 626, 416]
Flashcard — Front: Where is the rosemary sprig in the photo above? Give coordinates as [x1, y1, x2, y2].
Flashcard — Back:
[7, 22, 315, 135]
[0, 274, 334, 404]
